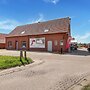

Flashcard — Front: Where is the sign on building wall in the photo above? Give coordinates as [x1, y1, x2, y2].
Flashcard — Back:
[30, 37, 45, 48]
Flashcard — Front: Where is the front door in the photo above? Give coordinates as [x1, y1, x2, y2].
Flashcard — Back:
[15, 41, 18, 50]
[47, 41, 52, 52]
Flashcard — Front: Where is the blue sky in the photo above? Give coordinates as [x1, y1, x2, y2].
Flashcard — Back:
[0, 0, 90, 43]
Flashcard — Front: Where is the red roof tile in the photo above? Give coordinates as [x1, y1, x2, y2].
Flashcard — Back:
[7, 17, 71, 37]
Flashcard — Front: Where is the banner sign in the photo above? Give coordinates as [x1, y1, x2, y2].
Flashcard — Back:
[30, 37, 45, 48]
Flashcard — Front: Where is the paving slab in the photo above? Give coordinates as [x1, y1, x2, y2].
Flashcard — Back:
[0, 49, 90, 90]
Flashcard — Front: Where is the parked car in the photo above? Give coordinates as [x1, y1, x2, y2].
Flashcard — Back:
[74, 44, 78, 50]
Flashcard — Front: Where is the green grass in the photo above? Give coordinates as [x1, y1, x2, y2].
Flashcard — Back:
[0, 55, 33, 69]
[82, 84, 90, 90]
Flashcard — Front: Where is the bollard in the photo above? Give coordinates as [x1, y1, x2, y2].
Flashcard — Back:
[24, 50, 27, 60]
[20, 50, 24, 65]
[20, 50, 23, 57]
[60, 48, 63, 54]
[24, 50, 29, 64]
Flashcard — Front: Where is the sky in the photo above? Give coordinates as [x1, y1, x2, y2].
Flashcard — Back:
[0, 0, 90, 43]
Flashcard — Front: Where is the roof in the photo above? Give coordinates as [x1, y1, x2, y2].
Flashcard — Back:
[7, 17, 71, 37]
[0, 33, 7, 43]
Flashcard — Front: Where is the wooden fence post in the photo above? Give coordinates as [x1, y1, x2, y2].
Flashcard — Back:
[20, 50, 24, 65]
[24, 50, 29, 64]
[24, 50, 27, 60]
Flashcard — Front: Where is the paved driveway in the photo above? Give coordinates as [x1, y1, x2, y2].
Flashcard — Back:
[0, 49, 90, 90]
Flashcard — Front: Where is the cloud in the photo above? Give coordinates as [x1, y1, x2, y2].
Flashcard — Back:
[80, 33, 90, 40]
[0, 19, 21, 30]
[74, 32, 90, 43]
[27, 13, 45, 24]
[0, 14, 45, 33]
[0, 14, 45, 30]
[43, 0, 60, 4]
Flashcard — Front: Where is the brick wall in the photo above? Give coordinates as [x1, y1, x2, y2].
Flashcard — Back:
[6, 33, 68, 52]
[0, 43, 6, 49]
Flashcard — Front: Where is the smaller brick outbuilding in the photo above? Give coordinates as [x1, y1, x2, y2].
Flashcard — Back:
[0, 33, 7, 49]
[6, 17, 71, 52]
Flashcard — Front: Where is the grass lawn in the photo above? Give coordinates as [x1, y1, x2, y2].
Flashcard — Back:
[82, 84, 90, 90]
[0, 55, 33, 69]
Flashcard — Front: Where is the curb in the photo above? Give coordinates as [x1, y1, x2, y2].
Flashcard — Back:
[0, 60, 45, 77]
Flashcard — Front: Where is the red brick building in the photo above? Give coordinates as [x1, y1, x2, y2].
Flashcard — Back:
[6, 17, 71, 52]
[0, 33, 7, 49]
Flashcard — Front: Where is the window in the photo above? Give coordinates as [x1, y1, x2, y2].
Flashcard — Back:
[44, 29, 49, 32]
[60, 40, 64, 46]
[21, 31, 25, 34]
[8, 41, 12, 48]
[54, 40, 58, 46]
[21, 41, 26, 48]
